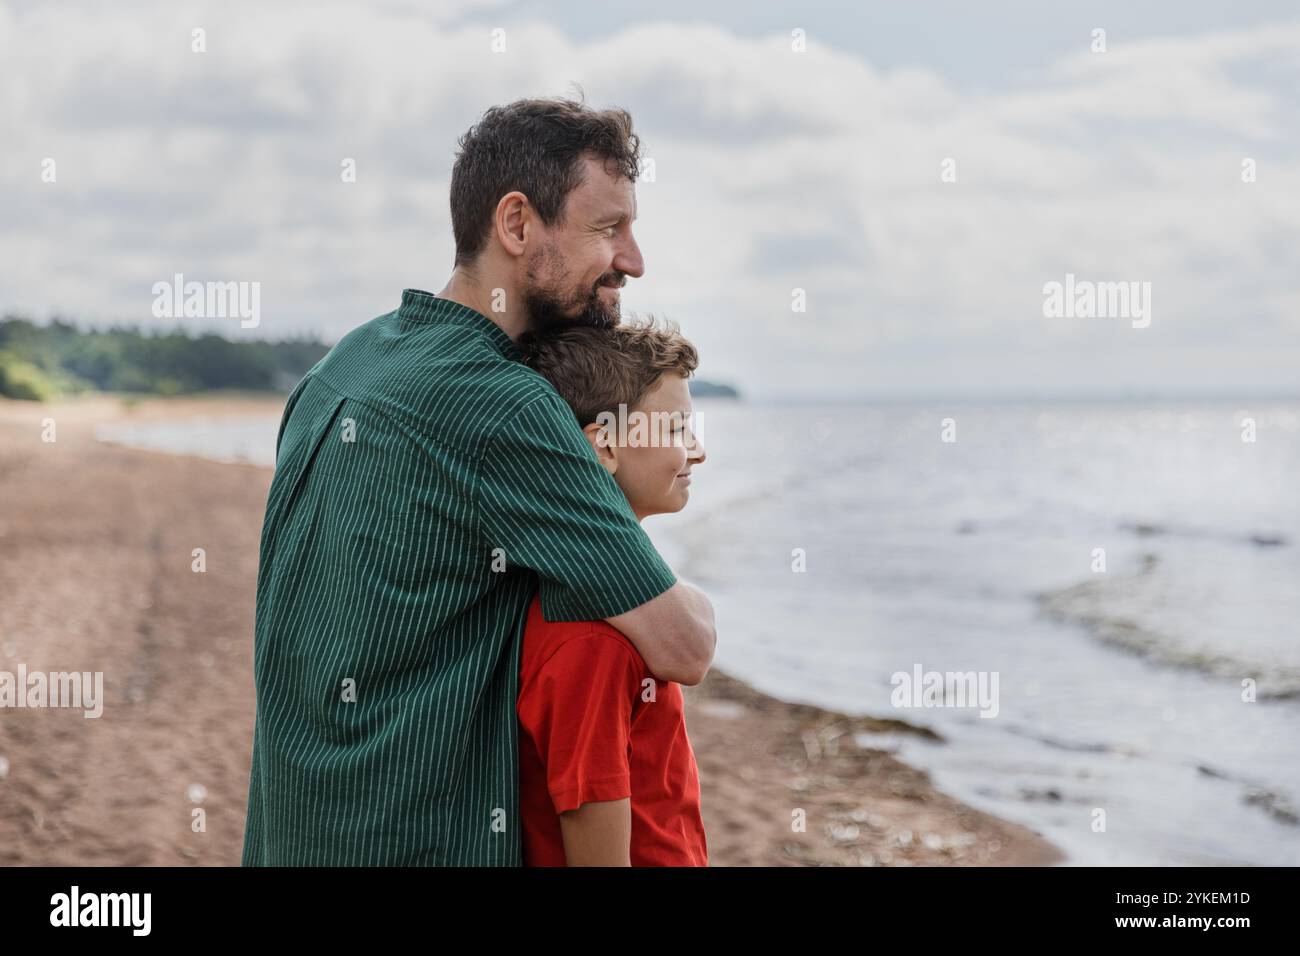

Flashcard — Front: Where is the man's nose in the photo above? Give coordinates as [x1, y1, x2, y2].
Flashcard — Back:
[614, 231, 645, 279]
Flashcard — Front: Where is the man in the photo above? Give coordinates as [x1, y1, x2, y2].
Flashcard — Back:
[241, 97, 716, 866]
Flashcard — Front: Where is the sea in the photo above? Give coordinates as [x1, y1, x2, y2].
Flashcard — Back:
[95, 397, 1300, 865]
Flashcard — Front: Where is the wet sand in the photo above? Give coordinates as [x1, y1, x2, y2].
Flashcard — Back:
[0, 394, 1064, 866]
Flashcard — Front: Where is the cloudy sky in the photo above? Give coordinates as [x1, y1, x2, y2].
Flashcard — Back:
[3, 0, 1298, 400]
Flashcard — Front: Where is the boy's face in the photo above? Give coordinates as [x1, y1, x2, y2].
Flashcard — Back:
[583, 374, 706, 521]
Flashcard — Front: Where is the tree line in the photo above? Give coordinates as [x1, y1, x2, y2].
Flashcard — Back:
[0, 318, 329, 400]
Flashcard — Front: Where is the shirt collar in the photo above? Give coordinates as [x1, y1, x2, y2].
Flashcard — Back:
[397, 288, 522, 362]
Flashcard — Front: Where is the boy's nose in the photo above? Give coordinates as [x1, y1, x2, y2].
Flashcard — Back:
[688, 434, 706, 464]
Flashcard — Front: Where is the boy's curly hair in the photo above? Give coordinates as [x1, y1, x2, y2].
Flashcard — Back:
[517, 315, 698, 427]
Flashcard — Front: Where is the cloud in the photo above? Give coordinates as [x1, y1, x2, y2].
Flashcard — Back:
[2, 1, 1298, 397]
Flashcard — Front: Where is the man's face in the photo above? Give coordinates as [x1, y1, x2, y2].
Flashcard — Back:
[523, 153, 645, 332]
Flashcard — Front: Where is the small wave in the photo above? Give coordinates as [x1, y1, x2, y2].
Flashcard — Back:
[1119, 520, 1167, 538]
[1196, 765, 1300, 825]
[1001, 722, 1136, 756]
[1039, 572, 1300, 699]
[1117, 520, 1288, 549]
[1241, 786, 1300, 825]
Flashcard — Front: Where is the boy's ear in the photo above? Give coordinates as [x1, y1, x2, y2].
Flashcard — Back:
[581, 421, 619, 475]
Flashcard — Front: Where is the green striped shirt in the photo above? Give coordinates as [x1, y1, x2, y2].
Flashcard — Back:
[241, 289, 677, 866]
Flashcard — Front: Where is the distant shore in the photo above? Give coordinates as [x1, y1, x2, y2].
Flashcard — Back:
[0, 394, 1064, 866]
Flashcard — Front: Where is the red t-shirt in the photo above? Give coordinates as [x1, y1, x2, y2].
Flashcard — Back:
[517, 592, 708, 866]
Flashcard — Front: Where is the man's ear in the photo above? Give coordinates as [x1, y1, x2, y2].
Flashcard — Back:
[494, 190, 531, 257]
[581, 421, 619, 475]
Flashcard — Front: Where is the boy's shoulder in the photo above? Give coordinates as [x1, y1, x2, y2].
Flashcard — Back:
[521, 593, 647, 677]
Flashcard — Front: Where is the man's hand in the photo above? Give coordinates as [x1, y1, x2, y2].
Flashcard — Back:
[606, 579, 716, 686]
[559, 798, 632, 866]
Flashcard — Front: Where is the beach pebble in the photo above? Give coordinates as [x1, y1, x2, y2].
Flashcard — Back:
[695, 699, 748, 719]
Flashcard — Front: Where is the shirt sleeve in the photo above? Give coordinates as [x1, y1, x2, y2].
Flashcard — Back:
[274, 372, 311, 463]
[517, 633, 645, 814]
[478, 393, 678, 621]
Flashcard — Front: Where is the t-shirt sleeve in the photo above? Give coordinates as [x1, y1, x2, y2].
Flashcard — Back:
[517, 633, 645, 814]
[478, 392, 678, 621]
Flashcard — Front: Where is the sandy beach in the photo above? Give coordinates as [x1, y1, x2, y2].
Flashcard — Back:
[0, 394, 1064, 866]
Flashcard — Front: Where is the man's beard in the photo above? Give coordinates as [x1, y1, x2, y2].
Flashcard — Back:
[524, 252, 625, 332]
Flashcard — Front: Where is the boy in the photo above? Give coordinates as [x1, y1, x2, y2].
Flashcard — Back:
[515, 316, 709, 866]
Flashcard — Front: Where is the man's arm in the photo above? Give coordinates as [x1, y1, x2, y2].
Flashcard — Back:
[559, 798, 632, 866]
[605, 579, 716, 686]
[478, 392, 714, 686]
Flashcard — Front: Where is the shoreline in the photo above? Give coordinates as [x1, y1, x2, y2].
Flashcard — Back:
[0, 394, 1065, 866]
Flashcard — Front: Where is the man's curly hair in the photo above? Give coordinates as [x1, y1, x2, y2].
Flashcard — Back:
[450, 93, 642, 267]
